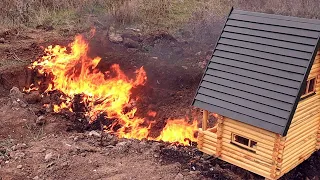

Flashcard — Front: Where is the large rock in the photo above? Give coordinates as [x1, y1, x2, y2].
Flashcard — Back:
[109, 33, 123, 43]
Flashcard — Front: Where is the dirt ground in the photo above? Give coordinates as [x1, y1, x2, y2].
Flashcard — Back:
[0, 26, 319, 180]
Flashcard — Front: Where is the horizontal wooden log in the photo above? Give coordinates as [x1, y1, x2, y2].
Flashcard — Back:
[222, 140, 273, 162]
[284, 132, 317, 151]
[224, 119, 276, 137]
[287, 120, 318, 139]
[291, 104, 320, 125]
[202, 130, 218, 139]
[201, 146, 216, 155]
[203, 139, 217, 147]
[221, 150, 272, 172]
[222, 145, 273, 166]
[296, 94, 319, 107]
[223, 123, 275, 142]
[282, 147, 314, 174]
[223, 128, 275, 148]
[286, 126, 318, 144]
[220, 155, 271, 178]
[203, 143, 216, 152]
[203, 134, 218, 143]
[283, 140, 316, 162]
[288, 115, 319, 134]
[222, 134, 274, 156]
[293, 109, 320, 122]
[293, 103, 320, 120]
[283, 136, 316, 159]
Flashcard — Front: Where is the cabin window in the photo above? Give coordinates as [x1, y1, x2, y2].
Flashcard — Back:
[231, 133, 257, 152]
[301, 77, 317, 98]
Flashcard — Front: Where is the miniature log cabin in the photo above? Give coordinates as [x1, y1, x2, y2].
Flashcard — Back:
[193, 8, 320, 179]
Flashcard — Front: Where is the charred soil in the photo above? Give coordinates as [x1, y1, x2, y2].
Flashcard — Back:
[0, 28, 319, 180]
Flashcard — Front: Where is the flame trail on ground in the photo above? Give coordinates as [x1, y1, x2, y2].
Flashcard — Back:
[26, 34, 198, 145]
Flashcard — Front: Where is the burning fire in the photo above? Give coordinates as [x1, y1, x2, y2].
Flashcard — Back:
[26, 34, 198, 145]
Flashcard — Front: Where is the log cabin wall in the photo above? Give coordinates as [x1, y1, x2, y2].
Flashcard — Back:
[221, 118, 276, 178]
[280, 50, 320, 177]
[198, 116, 278, 179]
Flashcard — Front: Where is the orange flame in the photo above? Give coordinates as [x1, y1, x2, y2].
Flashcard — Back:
[155, 119, 198, 146]
[28, 34, 198, 145]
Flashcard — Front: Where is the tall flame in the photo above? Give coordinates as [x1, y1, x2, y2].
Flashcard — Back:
[28, 34, 198, 145]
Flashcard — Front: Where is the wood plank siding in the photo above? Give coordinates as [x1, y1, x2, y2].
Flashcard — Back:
[279, 50, 320, 177]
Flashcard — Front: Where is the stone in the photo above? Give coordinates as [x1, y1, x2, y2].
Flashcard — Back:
[0, 38, 5, 43]
[123, 38, 140, 48]
[17, 99, 28, 108]
[9, 87, 24, 99]
[11, 145, 17, 151]
[109, 33, 123, 43]
[88, 130, 101, 138]
[73, 136, 79, 142]
[61, 162, 69, 167]
[12, 152, 25, 159]
[33, 176, 39, 180]
[36, 116, 46, 126]
[153, 153, 159, 158]
[24, 91, 41, 104]
[80, 153, 86, 157]
[16, 143, 27, 150]
[44, 152, 53, 162]
[17, 165, 23, 169]
[174, 173, 184, 180]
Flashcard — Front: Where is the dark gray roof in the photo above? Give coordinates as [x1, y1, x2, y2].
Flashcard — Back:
[192, 8, 320, 136]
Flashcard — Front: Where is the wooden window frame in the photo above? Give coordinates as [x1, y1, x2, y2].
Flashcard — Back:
[231, 133, 257, 153]
[301, 77, 317, 99]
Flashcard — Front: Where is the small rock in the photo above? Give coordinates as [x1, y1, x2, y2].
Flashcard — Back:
[12, 152, 25, 159]
[182, 66, 188, 70]
[61, 162, 69, 167]
[17, 165, 23, 169]
[33, 176, 39, 180]
[114, 141, 130, 152]
[24, 91, 41, 104]
[11, 100, 20, 108]
[80, 153, 86, 157]
[109, 33, 123, 43]
[88, 130, 101, 138]
[5, 160, 9, 164]
[73, 136, 79, 142]
[11, 145, 17, 151]
[174, 173, 184, 180]
[44, 152, 53, 162]
[123, 38, 140, 48]
[36, 116, 46, 126]
[17, 99, 28, 108]
[16, 143, 27, 150]
[109, 139, 118, 146]
[9, 87, 24, 99]
[0, 38, 5, 43]
[153, 153, 159, 158]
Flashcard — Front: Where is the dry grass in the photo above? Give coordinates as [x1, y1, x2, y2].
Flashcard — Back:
[0, 0, 319, 33]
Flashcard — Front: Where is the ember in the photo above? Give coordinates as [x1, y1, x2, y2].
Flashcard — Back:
[26, 34, 198, 145]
